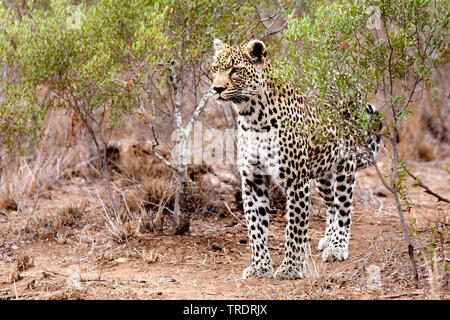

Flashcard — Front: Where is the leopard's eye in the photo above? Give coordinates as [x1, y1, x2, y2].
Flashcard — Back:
[229, 67, 241, 76]
[210, 65, 218, 73]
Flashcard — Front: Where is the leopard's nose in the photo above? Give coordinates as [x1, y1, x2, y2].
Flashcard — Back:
[213, 86, 226, 94]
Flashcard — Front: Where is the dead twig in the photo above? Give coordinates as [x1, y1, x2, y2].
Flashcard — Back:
[402, 163, 450, 204]
[223, 201, 246, 226]
[41, 269, 113, 283]
[380, 291, 423, 299]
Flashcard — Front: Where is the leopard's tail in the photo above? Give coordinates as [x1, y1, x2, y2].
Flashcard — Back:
[355, 103, 383, 170]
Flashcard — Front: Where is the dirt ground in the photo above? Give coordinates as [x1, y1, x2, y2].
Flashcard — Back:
[0, 159, 448, 300]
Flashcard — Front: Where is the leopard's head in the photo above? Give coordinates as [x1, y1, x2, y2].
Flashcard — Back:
[210, 39, 268, 104]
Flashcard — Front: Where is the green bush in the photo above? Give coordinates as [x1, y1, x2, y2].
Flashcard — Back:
[276, 0, 448, 142]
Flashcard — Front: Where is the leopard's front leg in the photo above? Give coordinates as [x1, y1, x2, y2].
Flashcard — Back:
[240, 169, 273, 279]
[316, 173, 336, 251]
[322, 157, 356, 262]
[274, 175, 310, 280]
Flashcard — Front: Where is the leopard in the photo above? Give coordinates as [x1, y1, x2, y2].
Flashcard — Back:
[210, 39, 382, 280]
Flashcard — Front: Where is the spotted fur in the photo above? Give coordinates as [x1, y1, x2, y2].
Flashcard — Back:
[211, 39, 382, 280]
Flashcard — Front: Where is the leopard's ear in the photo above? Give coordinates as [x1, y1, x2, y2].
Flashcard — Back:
[213, 39, 225, 52]
[246, 39, 266, 63]
[213, 39, 226, 60]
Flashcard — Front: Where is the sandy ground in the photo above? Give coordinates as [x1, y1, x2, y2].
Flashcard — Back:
[0, 160, 448, 300]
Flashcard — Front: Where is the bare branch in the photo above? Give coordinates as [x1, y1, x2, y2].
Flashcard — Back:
[184, 91, 211, 137]
[402, 163, 450, 204]
[223, 201, 246, 226]
[137, 99, 178, 173]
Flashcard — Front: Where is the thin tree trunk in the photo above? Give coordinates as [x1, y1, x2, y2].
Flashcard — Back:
[171, 125, 189, 234]
[173, 170, 190, 234]
[392, 120, 419, 288]
[171, 63, 190, 234]
[81, 109, 119, 218]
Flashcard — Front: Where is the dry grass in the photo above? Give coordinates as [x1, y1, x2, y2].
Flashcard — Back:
[0, 110, 91, 217]
[15, 255, 35, 272]
[22, 201, 88, 241]
[93, 135, 236, 241]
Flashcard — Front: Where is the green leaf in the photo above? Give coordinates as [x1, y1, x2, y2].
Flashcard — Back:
[443, 164, 450, 174]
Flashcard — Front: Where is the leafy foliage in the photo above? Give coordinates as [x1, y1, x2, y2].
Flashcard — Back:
[0, 0, 260, 152]
[275, 0, 448, 143]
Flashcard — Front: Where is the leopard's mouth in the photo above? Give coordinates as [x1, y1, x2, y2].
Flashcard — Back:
[211, 90, 228, 101]
[213, 92, 233, 102]
[229, 90, 250, 104]
[226, 90, 249, 104]
[213, 89, 250, 104]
